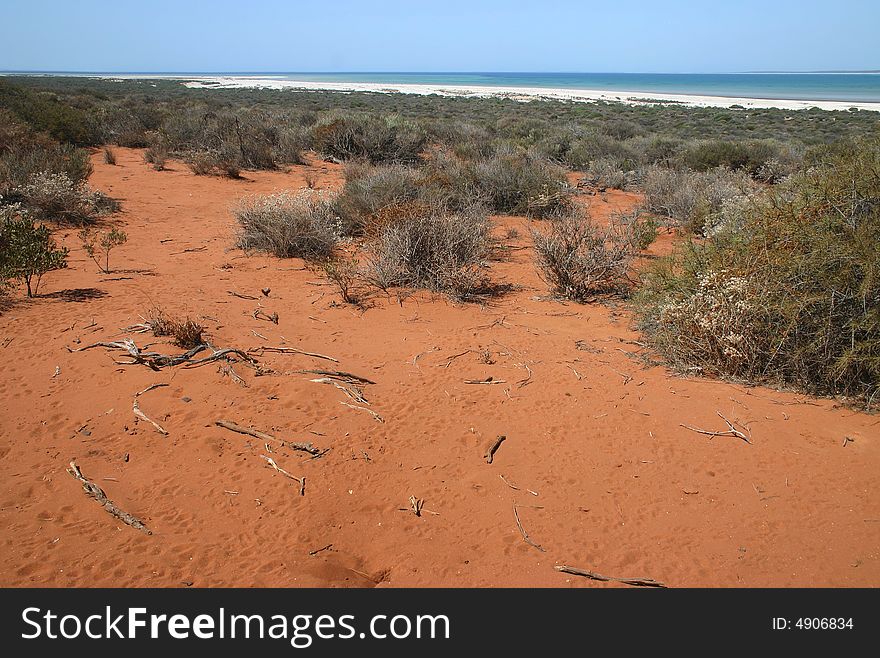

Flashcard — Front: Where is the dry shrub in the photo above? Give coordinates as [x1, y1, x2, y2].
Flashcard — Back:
[185, 151, 218, 176]
[143, 145, 168, 170]
[15, 171, 116, 225]
[311, 113, 426, 164]
[532, 212, 639, 302]
[234, 190, 341, 259]
[635, 135, 880, 406]
[321, 254, 361, 304]
[334, 163, 422, 234]
[102, 146, 116, 165]
[144, 308, 204, 348]
[365, 204, 493, 300]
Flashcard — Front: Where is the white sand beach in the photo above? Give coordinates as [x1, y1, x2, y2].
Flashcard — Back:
[176, 76, 880, 112]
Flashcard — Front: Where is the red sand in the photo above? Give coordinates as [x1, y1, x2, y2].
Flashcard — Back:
[0, 148, 877, 587]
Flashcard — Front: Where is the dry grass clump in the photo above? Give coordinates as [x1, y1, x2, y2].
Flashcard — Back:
[143, 144, 168, 170]
[143, 308, 205, 348]
[321, 253, 362, 305]
[532, 211, 644, 302]
[334, 163, 422, 234]
[234, 190, 341, 259]
[365, 204, 494, 300]
[102, 146, 116, 165]
[12, 171, 118, 225]
[635, 136, 880, 407]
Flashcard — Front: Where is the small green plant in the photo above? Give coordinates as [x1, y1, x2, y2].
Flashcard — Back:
[79, 226, 127, 273]
[322, 254, 361, 304]
[0, 205, 68, 297]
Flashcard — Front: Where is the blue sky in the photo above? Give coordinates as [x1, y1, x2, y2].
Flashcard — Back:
[1, 0, 878, 73]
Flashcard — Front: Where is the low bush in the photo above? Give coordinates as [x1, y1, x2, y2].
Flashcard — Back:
[143, 308, 205, 348]
[0, 204, 68, 297]
[234, 190, 341, 259]
[365, 204, 493, 300]
[634, 135, 880, 406]
[311, 113, 427, 164]
[102, 146, 116, 165]
[334, 163, 422, 234]
[532, 212, 639, 302]
[79, 226, 127, 273]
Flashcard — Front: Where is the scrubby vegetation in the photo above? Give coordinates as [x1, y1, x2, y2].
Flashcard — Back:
[234, 190, 341, 259]
[1, 75, 877, 405]
[79, 226, 127, 273]
[365, 204, 494, 300]
[0, 204, 68, 297]
[142, 308, 205, 348]
[533, 211, 648, 301]
[635, 136, 880, 407]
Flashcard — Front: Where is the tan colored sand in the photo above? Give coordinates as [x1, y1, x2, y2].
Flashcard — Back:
[0, 149, 877, 587]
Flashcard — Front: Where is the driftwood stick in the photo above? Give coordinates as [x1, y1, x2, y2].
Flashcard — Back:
[67, 461, 151, 534]
[554, 565, 666, 588]
[132, 399, 168, 435]
[260, 455, 305, 495]
[485, 435, 506, 464]
[513, 505, 545, 552]
[681, 411, 751, 444]
[296, 369, 376, 385]
[248, 346, 339, 363]
[215, 420, 322, 455]
[135, 382, 169, 397]
[228, 290, 259, 300]
[465, 377, 507, 385]
[340, 402, 385, 423]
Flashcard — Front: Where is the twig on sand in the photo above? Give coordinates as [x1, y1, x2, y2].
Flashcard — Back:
[247, 346, 338, 363]
[465, 377, 506, 385]
[297, 370, 376, 386]
[554, 565, 665, 588]
[219, 363, 248, 387]
[70, 339, 256, 371]
[67, 461, 151, 534]
[260, 455, 305, 495]
[215, 420, 322, 455]
[312, 378, 369, 405]
[228, 290, 258, 300]
[135, 382, 168, 397]
[409, 495, 424, 517]
[680, 411, 752, 444]
[309, 544, 333, 556]
[515, 364, 533, 388]
[441, 350, 472, 368]
[499, 474, 538, 496]
[253, 308, 279, 324]
[485, 435, 506, 464]
[340, 402, 385, 423]
[513, 505, 545, 552]
[132, 399, 168, 435]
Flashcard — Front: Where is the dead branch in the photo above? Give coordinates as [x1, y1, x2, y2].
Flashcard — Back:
[309, 544, 333, 556]
[681, 411, 751, 444]
[67, 461, 151, 534]
[228, 290, 258, 300]
[260, 455, 305, 495]
[340, 402, 385, 423]
[247, 346, 338, 363]
[215, 420, 322, 455]
[312, 378, 369, 404]
[465, 377, 506, 385]
[253, 308, 279, 324]
[409, 495, 424, 517]
[515, 363, 533, 388]
[554, 565, 665, 588]
[297, 369, 376, 385]
[485, 435, 506, 464]
[132, 399, 167, 435]
[441, 349, 472, 368]
[219, 363, 248, 387]
[513, 505, 545, 552]
[135, 383, 168, 397]
[499, 474, 538, 496]
[70, 339, 256, 371]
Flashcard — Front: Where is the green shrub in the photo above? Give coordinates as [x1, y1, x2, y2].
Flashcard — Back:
[334, 163, 422, 234]
[634, 136, 880, 406]
[234, 190, 341, 259]
[79, 226, 127, 273]
[311, 113, 427, 164]
[0, 205, 68, 297]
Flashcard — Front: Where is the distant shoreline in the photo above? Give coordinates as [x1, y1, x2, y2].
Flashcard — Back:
[174, 76, 880, 112]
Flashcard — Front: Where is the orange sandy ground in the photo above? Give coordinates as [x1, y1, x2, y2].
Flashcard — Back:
[1, 148, 878, 588]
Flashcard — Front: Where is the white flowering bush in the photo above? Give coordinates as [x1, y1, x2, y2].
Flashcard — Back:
[14, 171, 117, 224]
[655, 270, 762, 376]
[234, 190, 342, 259]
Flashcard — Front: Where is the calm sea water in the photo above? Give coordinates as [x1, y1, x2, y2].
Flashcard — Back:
[10, 71, 880, 102]
[255, 72, 880, 103]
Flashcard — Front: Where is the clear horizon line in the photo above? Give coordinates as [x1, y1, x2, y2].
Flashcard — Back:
[3, 69, 880, 76]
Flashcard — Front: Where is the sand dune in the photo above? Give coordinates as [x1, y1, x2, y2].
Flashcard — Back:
[0, 148, 877, 587]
